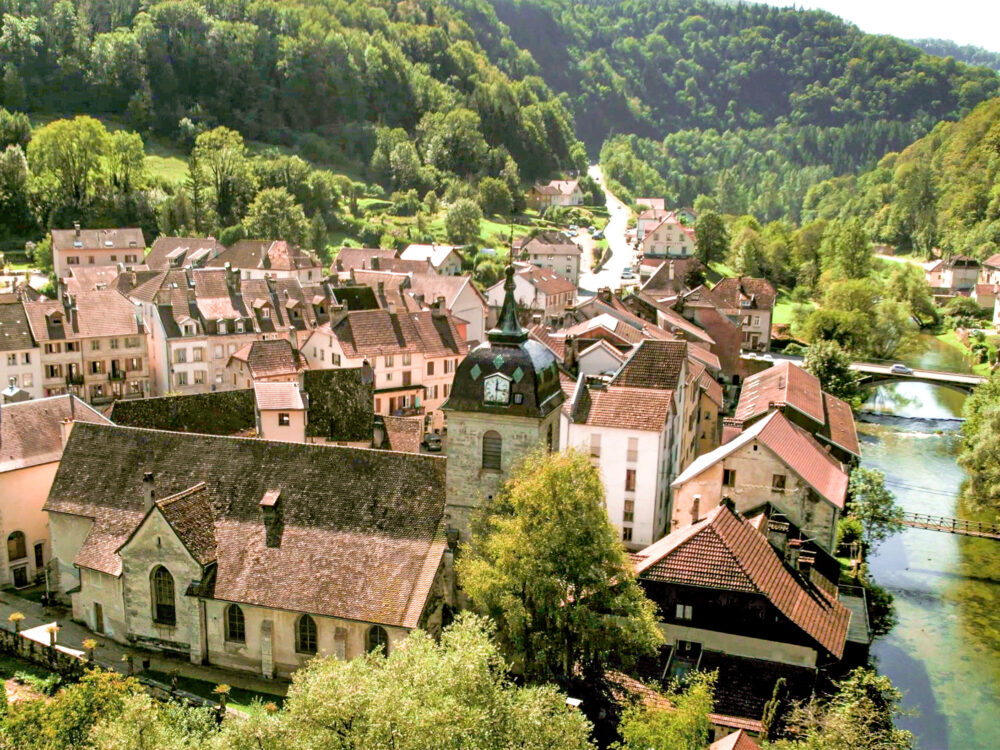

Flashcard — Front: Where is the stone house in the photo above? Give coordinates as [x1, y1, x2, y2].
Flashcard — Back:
[979, 253, 1000, 286]
[23, 291, 150, 404]
[670, 411, 849, 553]
[709, 277, 776, 353]
[0, 395, 110, 588]
[0, 295, 42, 400]
[51, 225, 145, 279]
[44, 422, 453, 678]
[300, 308, 467, 429]
[526, 180, 583, 209]
[519, 232, 583, 285]
[731, 361, 860, 465]
[485, 263, 576, 325]
[399, 245, 464, 276]
[924, 255, 980, 295]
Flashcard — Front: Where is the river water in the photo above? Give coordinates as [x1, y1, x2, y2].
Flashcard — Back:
[862, 335, 1000, 749]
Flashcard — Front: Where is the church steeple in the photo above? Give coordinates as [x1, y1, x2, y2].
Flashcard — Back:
[488, 265, 528, 345]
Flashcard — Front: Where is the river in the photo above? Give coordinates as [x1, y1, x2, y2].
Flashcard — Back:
[862, 334, 1000, 749]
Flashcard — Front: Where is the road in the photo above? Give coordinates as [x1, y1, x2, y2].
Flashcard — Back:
[577, 164, 637, 296]
[849, 362, 986, 386]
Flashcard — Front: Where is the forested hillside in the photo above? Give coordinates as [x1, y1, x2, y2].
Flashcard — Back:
[911, 39, 1000, 72]
[0, 0, 582, 180]
[802, 97, 1000, 257]
[455, 0, 999, 220]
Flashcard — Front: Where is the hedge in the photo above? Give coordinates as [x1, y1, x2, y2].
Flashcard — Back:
[110, 390, 255, 435]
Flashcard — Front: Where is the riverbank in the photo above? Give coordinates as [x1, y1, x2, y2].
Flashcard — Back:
[934, 328, 995, 376]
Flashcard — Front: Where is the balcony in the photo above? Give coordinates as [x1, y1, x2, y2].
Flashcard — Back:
[108, 371, 126, 382]
[65, 373, 84, 386]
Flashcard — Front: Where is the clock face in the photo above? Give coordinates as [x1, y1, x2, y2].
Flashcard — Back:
[483, 374, 511, 404]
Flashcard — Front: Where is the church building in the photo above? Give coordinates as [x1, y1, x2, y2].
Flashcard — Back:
[442, 265, 566, 540]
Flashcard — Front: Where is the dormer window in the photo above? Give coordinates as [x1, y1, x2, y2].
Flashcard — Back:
[184, 323, 196, 336]
[236, 320, 244, 333]
[218, 321, 227, 335]
[261, 307, 271, 319]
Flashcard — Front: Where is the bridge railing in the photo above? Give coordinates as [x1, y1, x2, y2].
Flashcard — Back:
[900, 512, 1000, 537]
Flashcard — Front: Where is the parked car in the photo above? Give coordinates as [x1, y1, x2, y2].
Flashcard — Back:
[593, 231, 604, 240]
[569, 224, 578, 230]
[890, 363, 913, 375]
[621, 267, 635, 279]
[421, 433, 442, 452]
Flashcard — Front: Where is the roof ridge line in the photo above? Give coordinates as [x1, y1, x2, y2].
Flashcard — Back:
[157, 481, 209, 507]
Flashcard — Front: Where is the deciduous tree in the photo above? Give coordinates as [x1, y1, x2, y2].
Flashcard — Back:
[444, 198, 483, 245]
[694, 210, 727, 264]
[847, 468, 903, 550]
[243, 187, 310, 246]
[614, 672, 715, 750]
[458, 449, 662, 686]
[803, 340, 862, 407]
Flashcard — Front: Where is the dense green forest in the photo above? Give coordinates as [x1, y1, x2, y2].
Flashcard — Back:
[458, 0, 999, 220]
[803, 97, 1000, 257]
[911, 39, 1000, 72]
[0, 0, 583, 179]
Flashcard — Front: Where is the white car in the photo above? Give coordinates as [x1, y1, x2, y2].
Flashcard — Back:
[621, 268, 635, 279]
[890, 363, 913, 375]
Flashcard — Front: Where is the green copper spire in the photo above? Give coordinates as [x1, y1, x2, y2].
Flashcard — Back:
[488, 264, 528, 345]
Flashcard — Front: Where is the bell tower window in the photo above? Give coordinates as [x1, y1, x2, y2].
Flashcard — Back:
[482, 431, 502, 471]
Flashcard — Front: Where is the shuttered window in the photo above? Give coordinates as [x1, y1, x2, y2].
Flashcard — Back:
[482, 431, 502, 471]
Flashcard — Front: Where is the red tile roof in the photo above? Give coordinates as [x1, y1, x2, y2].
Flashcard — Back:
[515, 264, 576, 295]
[613, 339, 688, 391]
[634, 504, 850, 658]
[0, 395, 110, 472]
[572, 385, 674, 431]
[51, 227, 144, 252]
[672, 411, 848, 510]
[820, 392, 860, 457]
[328, 310, 467, 360]
[528, 325, 566, 361]
[254, 382, 305, 411]
[230, 339, 304, 379]
[983, 253, 1000, 269]
[383, 416, 423, 454]
[710, 730, 762, 750]
[736, 360, 825, 426]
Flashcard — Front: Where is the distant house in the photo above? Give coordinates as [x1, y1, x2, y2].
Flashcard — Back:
[485, 263, 576, 324]
[973, 283, 1000, 311]
[520, 231, 583, 285]
[980, 253, 1000, 286]
[0, 395, 110, 588]
[0, 295, 42, 400]
[924, 254, 980, 295]
[399, 245, 464, 276]
[640, 212, 696, 258]
[526, 180, 583, 209]
[635, 197, 666, 211]
[146, 237, 225, 271]
[710, 277, 777, 352]
[205, 240, 324, 283]
[636, 208, 672, 241]
[51, 225, 145, 278]
[225, 339, 305, 390]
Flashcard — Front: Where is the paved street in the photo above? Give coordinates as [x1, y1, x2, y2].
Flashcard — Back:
[578, 164, 637, 296]
[0, 589, 287, 699]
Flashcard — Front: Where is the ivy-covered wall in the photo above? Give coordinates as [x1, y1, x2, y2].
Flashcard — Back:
[110, 390, 256, 435]
[304, 369, 373, 441]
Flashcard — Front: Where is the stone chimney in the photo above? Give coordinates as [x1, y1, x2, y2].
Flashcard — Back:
[668, 260, 675, 281]
[59, 418, 74, 449]
[564, 335, 576, 371]
[691, 494, 701, 524]
[142, 472, 155, 513]
[74, 221, 80, 239]
[259, 490, 283, 548]
[433, 296, 447, 317]
[372, 415, 387, 449]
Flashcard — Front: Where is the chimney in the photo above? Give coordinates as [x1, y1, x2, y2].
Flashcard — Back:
[259, 490, 283, 548]
[74, 222, 80, 239]
[691, 494, 701, 524]
[59, 418, 74, 448]
[668, 260, 675, 281]
[564, 335, 576, 370]
[597, 287, 613, 304]
[785, 538, 802, 570]
[433, 296, 447, 317]
[142, 472, 155, 513]
[798, 550, 816, 576]
[371, 257, 380, 271]
[372, 415, 387, 449]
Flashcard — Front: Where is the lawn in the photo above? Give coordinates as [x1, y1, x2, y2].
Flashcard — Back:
[144, 668, 285, 716]
[935, 329, 994, 376]
[706, 261, 736, 283]
[773, 288, 813, 327]
[145, 154, 188, 184]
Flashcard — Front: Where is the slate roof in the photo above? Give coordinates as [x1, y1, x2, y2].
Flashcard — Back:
[571, 384, 673, 431]
[0, 395, 111, 472]
[146, 236, 224, 270]
[634, 504, 850, 658]
[711, 277, 777, 311]
[672, 411, 848, 509]
[613, 339, 688, 390]
[383, 416, 423, 454]
[328, 310, 466, 360]
[514, 264, 576, 295]
[254, 382, 305, 411]
[520, 231, 582, 257]
[207, 240, 321, 272]
[153, 483, 218, 565]
[51, 227, 145, 252]
[46, 422, 447, 629]
[230, 339, 304, 379]
[0, 298, 33, 352]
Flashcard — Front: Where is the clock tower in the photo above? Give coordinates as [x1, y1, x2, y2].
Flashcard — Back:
[441, 265, 565, 540]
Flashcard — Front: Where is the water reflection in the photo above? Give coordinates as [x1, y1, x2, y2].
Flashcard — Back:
[862, 335, 1000, 749]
